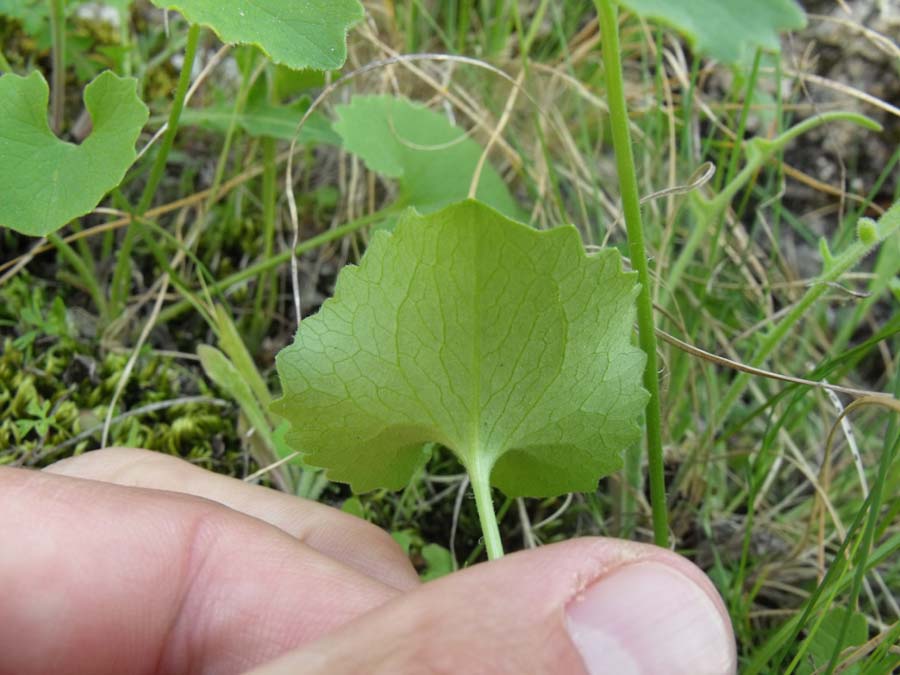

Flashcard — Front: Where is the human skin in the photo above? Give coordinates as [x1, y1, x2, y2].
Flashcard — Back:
[0, 448, 736, 674]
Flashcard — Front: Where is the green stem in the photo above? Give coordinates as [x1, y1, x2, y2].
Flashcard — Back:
[110, 23, 201, 315]
[48, 232, 108, 317]
[823, 391, 900, 674]
[252, 136, 277, 325]
[251, 63, 279, 343]
[720, 48, 762, 221]
[594, 0, 669, 547]
[520, 0, 550, 55]
[137, 23, 201, 214]
[716, 200, 900, 423]
[203, 54, 260, 214]
[49, 0, 66, 134]
[468, 453, 504, 560]
[665, 112, 881, 305]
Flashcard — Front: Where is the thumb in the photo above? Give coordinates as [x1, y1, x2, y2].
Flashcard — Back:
[251, 538, 737, 675]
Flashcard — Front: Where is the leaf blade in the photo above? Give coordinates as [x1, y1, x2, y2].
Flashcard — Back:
[148, 0, 365, 70]
[332, 95, 522, 220]
[273, 200, 647, 498]
[617, 0, 806, 64]
[0, 70, 148, 237]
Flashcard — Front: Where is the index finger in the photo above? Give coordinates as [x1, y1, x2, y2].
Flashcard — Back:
[45, 447, 419, 591]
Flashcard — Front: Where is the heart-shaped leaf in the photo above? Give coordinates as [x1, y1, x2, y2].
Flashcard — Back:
[148, 0, 364, 70]
[617, 0, 806, 64]
[272, 199, 647, 498]
[0, 70, 149, 237]
[333, 95, 522, 220]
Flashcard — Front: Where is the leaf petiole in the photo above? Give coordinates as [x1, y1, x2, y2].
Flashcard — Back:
[467, 452, 504, 560]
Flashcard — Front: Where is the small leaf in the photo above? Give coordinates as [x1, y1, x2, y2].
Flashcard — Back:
[798, 607, 867, 675]
[272, 199, 647, 498]
[197, 345, 276, 456]
[391, 530, 414, 554]
[616, 0, 806, 64]
[0, 70, 148, 237]
[148, 0, 364, 70]
[333, 95, 522, 220]
[340, 495, 366, 519]
[420, 543, 453, 581]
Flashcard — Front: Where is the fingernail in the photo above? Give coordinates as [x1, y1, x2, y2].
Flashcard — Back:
[566, 560, 736, 675]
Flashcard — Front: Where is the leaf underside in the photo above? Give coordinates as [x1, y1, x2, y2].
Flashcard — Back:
[0, 70, 148, 237]
[148, 0, 364, 70]
[272, 200, 648, 498]
[332, 95, 522, 220]
[617, 0, 806, 64]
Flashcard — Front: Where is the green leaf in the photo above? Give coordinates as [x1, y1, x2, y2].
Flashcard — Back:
[272, 199, 647, 498]
[0, 0, 49, 37]
[0, 70, 148, 237]
[420, 543, 453, 581]
[197, 344, 276, 456]
[797, 607, 867, 675]
[148, 0, 364, 70]
[616, 0, 806, 64]
[391, 530, 414, 555]
[333, 95, 522, 220]
[340, 495, 366, 519]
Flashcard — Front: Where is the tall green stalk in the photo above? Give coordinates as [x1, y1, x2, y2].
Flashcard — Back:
[48, 0, 66, 134]
[594, 0, 669, 547]
[110, 23, 202, 316]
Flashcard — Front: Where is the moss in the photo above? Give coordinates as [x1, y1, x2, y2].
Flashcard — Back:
[0, 276, 243, 471]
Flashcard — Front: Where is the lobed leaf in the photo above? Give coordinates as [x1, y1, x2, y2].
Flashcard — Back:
[617, 0, 806, 64]
[147, 0, 364, 70]
[0, 70, 148, 237]
[273, 200, 647, 498]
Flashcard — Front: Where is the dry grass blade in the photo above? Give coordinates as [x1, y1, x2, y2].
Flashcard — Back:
[656, 328, 892, 400]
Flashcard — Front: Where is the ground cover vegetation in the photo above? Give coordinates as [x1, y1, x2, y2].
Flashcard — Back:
[1, 0, 899, 671]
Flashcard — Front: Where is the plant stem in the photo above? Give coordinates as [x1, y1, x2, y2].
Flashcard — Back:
[253, 136, 277, 324]
[823, 393, 900, 674]
[49, 0, 66, 134]
[137, 24, 201, 214]
[251, 63, 279, 344]
[594, 0, 669, 547]
[468, 452, 504, 560]
[715, 200, 900, 424]
[48, 232, 108, 316]
[664, 112, 880, 306]
[110, 23, 201, 316]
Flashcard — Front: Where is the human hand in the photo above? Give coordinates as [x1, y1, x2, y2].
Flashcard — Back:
[1, 448, 736, 674]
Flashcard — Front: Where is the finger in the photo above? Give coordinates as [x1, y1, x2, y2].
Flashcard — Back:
[251, 538, 737, 675]
[45, 447, 419, 590]
[0, 467, 402, 675]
